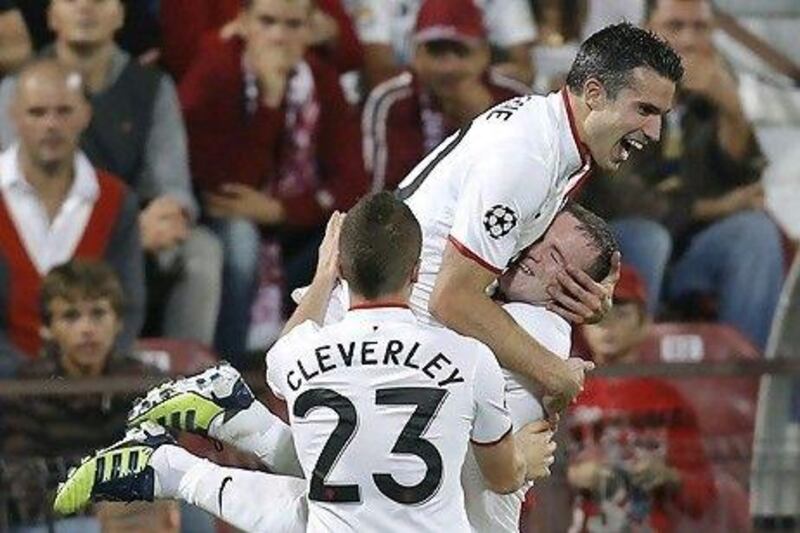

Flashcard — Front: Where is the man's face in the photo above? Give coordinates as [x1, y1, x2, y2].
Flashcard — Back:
[12, 71, 90, 170]
[413, 39, 489, 98]
[648, 0, 714, 58]
[499, 212, 599, 304]
[581, 302, 647, 365]
[245, 0, 312, 67]
[44, 297, 120, 372]
[583, 67, 676, 171]
[49, 0, 124, 47]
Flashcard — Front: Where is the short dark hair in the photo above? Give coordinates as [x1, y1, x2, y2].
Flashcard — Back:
[40, 260, 125, 325]
[339, 192, 422, 299]
[566, 22, 683, 98]
[564, 203, 617, 282]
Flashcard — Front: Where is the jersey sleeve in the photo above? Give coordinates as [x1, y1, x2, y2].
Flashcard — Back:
[470, 342, 513, 445]
[449, 148, 549, 274]
[265, 320, 320, 399]
[483, 0, 537, 47]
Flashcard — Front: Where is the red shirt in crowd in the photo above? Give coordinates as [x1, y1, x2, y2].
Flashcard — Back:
[568, 377, 717, 533]
[160, 0, 363, 79]
[361, 69, 529, 192]
[179, 35, 368, 228]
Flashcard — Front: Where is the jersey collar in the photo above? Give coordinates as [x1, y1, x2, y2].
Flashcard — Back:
[556, 88, 594, 196]
[346, 302, 417, 324]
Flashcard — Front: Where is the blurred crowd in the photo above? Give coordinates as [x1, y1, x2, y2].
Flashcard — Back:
[0, 0, 798, 531]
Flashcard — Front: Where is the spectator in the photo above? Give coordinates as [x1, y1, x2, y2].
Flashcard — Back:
[0, 260, 156, 531]
[180, 0, 369, 358]
[362, 0, 530, 192]
[159, 0, 363, 80]
[96, 501, 181, 533]
[0, 0, 31, 77]
[353, 0, 537, 89]
[576, 0, 782, 349]
[9, 0, 160, 59]
[0, 59, 143, 368]
[0, 0, 223, 347]
[567, 266, 716, 532]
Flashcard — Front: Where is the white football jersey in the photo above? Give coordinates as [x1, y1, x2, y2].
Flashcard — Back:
[267, 306, 512, 533]
[351, 0, 537, 64]
[399, 89, 593, 324]
[462, 302, 572, 533]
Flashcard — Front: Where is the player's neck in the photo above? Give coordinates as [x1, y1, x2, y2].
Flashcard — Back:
[565, 89, 591, 148]
[349, 292, 410, 311]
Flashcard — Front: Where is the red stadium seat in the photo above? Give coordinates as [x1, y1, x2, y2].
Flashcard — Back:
[134, 337, 219, 375]
[636, 323, 760, 488]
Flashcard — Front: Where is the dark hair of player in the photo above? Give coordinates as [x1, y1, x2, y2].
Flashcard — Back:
[564, 203, 618, 282]
[566, 22, 684, 99]
[339, 192, 423, 300]
[40, 260, 125, 326]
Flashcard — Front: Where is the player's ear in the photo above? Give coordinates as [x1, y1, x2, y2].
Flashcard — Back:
[583, 77, 608, 110]
[411, 260, 421, 284]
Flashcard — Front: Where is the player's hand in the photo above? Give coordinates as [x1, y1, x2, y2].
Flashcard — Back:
[516, 420, 556, 480]
[545, 358, 595, 416]
[547, 252, 620, 325]
[313, 211, 344, 288]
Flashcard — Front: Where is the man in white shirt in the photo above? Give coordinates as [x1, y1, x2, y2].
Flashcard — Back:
[55, 193, 555, 533]
[404, 22, 682, 418]
[461, 202, 617, 532]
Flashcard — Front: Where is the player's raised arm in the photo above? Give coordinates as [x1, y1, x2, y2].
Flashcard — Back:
[281, 211, 345, 336]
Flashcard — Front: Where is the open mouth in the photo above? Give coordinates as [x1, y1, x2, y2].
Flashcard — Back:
[618, 136, 645, 162]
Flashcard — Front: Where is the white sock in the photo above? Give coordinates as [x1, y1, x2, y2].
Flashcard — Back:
[211, 400, 303, 477]
[150, 444, 201, 499]
[177, 456, 307, 533]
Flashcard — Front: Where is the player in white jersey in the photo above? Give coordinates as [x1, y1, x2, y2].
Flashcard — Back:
[54, 193, 556, 533]
[461, 203, 617, 533]
[398, 22, 682, 417]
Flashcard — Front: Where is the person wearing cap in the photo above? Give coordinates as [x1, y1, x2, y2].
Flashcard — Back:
[361, 0, 531, 193]
[178, 0, 370, 358]
[353, 0, 537, 89]
[568, 266, 716, 532]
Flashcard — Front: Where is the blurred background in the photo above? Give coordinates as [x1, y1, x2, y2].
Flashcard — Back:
[0, 0, 799, 531]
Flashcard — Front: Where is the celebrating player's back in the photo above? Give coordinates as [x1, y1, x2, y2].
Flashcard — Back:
[268, 193, 541, 532]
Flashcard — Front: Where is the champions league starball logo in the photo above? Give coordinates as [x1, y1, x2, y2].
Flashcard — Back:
[483, 205, 518, 240]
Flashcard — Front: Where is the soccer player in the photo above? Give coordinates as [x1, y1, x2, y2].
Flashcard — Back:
[462, 202, 617, 532]
[54, 193, 554, 532]
[53, 200, 616, 533]
[401, 22, 683, 416]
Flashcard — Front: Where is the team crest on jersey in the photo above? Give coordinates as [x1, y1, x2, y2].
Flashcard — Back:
[483, 205, 518, 240]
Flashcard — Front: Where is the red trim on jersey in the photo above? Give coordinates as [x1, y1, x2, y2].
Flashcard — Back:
[349, 302, 411, 310]
[561, 88, 592, 165]
[447, 235, 502, 275]
[471, 423, 513, 447]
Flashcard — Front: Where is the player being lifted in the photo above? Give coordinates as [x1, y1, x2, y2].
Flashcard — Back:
[54, 199, 617, 533]
[55, 193, 556, 532]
